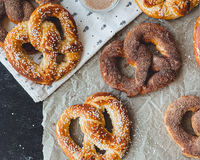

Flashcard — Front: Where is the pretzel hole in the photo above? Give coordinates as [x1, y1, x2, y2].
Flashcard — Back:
[45, 17, 64, 41]
[56, 53, 65, 64]
[30, 0, 39, 8]
[146, 43, 161, 79]
[95, 145, 106, 155]
[117, 58, 136, 78]
[25, 49, 43, 65]
[22, 43, 36, 55]
[103, 109, 113, 133]
[147, 43, 162, 57]
[146, 68, 159, 81]
[69, 118, 84, 148]
[181, 111, 197, 136]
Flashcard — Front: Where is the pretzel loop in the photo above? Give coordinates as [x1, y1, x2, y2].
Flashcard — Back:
[56, 92, 130, 160]
[164, 95, 200, 159]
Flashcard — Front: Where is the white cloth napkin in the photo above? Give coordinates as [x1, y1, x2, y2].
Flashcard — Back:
[0, 0, 142, 102]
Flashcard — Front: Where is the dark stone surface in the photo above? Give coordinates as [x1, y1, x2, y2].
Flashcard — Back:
[0, 63, 43, 160]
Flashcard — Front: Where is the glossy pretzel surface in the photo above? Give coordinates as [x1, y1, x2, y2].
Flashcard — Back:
[135, 0, 199, 19]
[56, 92, 130, 160]
[4, 3, 82, 85]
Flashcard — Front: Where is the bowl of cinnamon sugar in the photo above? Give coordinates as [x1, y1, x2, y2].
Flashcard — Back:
[79, 0, 120, 13]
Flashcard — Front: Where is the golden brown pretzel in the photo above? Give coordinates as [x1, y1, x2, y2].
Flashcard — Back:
[4, 3, 82, 85]
[193, 16, 200, 67]
[135, 0, 199, 19]
[56, 92, 130, 160]
[164, 95, 200, 159]
[100, 23, 181, 97]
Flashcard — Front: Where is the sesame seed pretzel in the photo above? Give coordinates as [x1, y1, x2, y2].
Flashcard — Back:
[0, 0, 59, 48]
[135, 0, 199, 19]
[164, 95, 200, 159]
[56, 92, 130, 160]
[193, 16, 200, 67]
[4, 3, 82, 85]
[100, 23, 181, 97]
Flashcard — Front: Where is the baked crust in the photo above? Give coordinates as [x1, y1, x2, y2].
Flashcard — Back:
[100, 23, 181, 97]
[56, 92, 130, 160]
[164, 95, 200, 159]
[193, 16, 200, 67]
[135, 0, 199, 19]
[4, 3, 82, 85]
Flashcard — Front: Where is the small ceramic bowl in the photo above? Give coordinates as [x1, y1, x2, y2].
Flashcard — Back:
[79, 0, 120, 14]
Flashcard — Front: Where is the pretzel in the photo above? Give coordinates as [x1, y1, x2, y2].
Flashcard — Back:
[193, 16, 200, 67]
[135, 0, 199, 19]
[100, 23, 181, 97]
[0, 0, 60, 48]
[56, 92, 130, 160]
[4, 3, 82, 85]
[164, 95, 200, 159]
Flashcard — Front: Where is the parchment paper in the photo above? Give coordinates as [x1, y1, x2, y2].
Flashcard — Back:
[43, 5, 200, 160]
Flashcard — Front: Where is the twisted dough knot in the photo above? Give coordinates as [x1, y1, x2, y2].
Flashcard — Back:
[56, 92, 130, 160]
[164, 95, 200, 159]
[193, 16, 200, 67]
[0, 0, 60, 47]
[4, 3, 82, 85]
[100, 23, 181, 97]
[135, 0, 199, 19]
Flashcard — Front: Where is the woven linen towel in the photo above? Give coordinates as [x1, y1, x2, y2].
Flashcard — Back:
[0, 0, 142, 102]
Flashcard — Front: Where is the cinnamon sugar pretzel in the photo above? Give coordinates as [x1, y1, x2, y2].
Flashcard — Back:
[164, 95, 200, 159]
[100, 23, 181, 97]
[4, 3, 82, 85]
